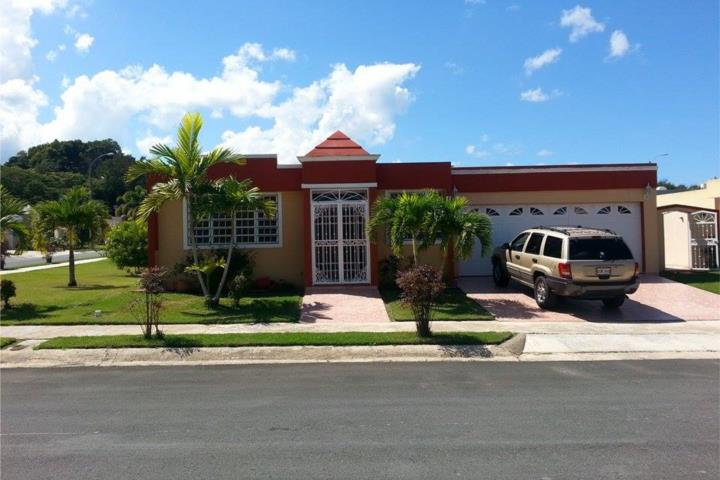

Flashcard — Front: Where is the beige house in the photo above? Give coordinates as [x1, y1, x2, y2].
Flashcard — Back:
[149, 132, 661, 287]
[657, 178, 719, 270]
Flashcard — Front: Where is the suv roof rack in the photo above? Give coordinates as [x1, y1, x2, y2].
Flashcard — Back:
[531, 226, 618, 236]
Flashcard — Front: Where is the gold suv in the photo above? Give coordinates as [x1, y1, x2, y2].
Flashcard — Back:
[491, 226, 640, 309]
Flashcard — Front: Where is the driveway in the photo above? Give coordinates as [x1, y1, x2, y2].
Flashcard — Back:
[457, 275, 720, 322]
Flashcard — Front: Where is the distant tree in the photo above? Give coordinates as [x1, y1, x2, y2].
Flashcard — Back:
[657, 179, 701, 193]
[0, 166, 85, 205]
[0, 279, 16, 309]
[114, 185, 146, 219]
[105, 221, 148, 273]
[35, 187, 109, 286]
[0, 186, 29, 269]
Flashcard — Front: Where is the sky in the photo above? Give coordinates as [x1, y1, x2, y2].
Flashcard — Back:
[1, 0, 718, 184]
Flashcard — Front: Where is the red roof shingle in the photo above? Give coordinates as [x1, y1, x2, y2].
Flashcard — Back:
[305, 131, 370, 157]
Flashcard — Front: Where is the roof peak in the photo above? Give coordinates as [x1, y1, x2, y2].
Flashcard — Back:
[302, 130, 374, 159]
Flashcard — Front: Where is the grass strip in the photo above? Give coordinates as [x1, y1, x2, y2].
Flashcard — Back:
[36, 331, 513, 350]
[0, 337, 17, 349]
[380, 288, 494, 321]
[661, 270, 720, 295]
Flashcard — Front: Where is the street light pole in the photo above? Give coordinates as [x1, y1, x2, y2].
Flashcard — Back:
[87, 152, 114, 197]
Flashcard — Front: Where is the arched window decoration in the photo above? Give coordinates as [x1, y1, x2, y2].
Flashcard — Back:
[693, 211, 716, 224]
[597, 206, 612, 215]
[530, 207, 544, 216]
[485, 208, 500, 217]
[509, 207, 523, 216]
[553, 207, 567, 215]
[574, 206, 588, 215]
[617, 205, 632, 215]
[312, 190, 367, 202]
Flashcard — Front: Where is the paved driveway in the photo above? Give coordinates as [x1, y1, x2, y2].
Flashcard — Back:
[457, 275, 720, 322]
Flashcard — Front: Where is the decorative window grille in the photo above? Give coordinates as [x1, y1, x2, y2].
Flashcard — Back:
[188, 194, 280, 246]
[574, 206, 588, 215]
[485, 208, 500, 216]
[530, 207, 544, 216]
[509, 207, 523, 216]
[597, 206, 612, 214]
[617, 205, 632, 214]
[553, 207, 567, 215]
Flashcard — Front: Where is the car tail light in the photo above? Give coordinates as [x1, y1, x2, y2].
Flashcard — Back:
[634, 262, 640, 277]
[558, 262, 572, 279]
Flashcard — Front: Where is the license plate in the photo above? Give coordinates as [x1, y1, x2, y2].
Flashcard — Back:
[596, 267, 611, 276]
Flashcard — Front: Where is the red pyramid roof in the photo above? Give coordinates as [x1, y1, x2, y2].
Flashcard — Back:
[304, 131, 371, 157]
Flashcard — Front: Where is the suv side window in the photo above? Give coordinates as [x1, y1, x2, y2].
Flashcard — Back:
[543, 236, 563, 258]
[525, 233, 544, 255]
[510, 232, 529, 252]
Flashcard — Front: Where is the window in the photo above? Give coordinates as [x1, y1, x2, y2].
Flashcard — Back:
[510, 232, 529, 251]
[553, 207, 567, 215]
[617, 205, 632, 215]
[188, 194, 280, 247]
[485, 208, 500, 217]
[543, 236, 563, 258]
[574, 206, 588, 215]
[569, 238, 633, 260]
[597, 206, 612, 215]
[530, 207, 544, 216]
[525, 233, 544, 255]
[509, 207, 523, 216]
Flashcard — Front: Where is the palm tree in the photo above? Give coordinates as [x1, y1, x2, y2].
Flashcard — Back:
[0, 186, 30, 269]
[368, 191, 441, 265]
[126, 112, 245, 300]
[195, 177, 276, 306]
[35, 187, 109, 286]
[428, 195, 493, 273]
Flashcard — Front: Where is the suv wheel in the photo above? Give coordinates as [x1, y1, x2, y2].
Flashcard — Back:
[492, 261, 510, 287]
[534, 276, 556, 309]
[602, 296, 626, 308]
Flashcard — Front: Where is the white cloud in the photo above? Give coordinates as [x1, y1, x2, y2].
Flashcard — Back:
[0, 42, 419, 163]
[0, 0, 68, 81]
[271, 47, 296, 61]
[60, 74, 70, 88]
[136, 134, 172, 156]
[444, 61, 464, 75]
[520, 88, 550, 102]
[524, 48, 562, 75]
[465, 145, 476, 155]
[465, 140, 520, 159]
[74, 33, 94, 52]
[536, 149, 554, 157]
[560, 5, 605, 42]
[608, 30, 630, 58]
[45, 49, 58, 61]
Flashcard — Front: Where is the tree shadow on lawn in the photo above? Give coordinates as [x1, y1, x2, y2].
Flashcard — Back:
[178, 299, 301, 324]
[1, 303, 65, 321]
[51, 284, 128, 291]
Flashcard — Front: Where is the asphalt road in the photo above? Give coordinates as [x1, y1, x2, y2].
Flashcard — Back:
[1, 250, 101, 270]
[1, 361, 718, 480]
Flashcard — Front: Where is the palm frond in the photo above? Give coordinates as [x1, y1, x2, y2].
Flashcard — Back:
[136, 180, 184, 221]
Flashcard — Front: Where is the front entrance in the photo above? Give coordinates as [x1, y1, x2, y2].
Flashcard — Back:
[311, 190, 370, 284]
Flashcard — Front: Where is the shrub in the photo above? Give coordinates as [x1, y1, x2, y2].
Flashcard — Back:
[207, 249, 253, 295]
[130, 267, 166, 339]
[105, 221, 148, 273]
[0, 279, 16, 309]
[379, 255, 404, 289]
[228, 273, 251, 308]
[396, 264, 445, 337]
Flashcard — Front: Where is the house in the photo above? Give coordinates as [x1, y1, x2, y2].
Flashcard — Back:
[148, 131, 660, 286]
[657, 178, 719, 270]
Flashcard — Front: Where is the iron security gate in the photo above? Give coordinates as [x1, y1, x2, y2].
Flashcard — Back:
[311, 190, 370, 284]
[690, 211, 719, 270]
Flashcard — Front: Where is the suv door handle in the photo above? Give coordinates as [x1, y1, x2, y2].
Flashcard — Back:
[532, 258, 538, 263]
[514, 255, 520, 259]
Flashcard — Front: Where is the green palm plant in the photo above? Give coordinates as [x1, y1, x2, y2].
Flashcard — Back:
[35, 187, 109, 286]
[125, 112, 245, 300]
[368, 191, 441, 265]
[195, 177, 276, 306]
[0, 186, 30, 269]
[427, 195, 493, 272]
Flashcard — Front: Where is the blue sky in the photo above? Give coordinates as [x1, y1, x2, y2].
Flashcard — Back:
[2, 0, 718, 184]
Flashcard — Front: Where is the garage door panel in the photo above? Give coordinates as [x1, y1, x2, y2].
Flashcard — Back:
[458, 202, 642, 276]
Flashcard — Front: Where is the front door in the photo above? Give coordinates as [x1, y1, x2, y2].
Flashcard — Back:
[311, 190, 370, 284]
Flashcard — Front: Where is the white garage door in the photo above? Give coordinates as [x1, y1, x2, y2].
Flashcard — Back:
[458, 203, 643, 276]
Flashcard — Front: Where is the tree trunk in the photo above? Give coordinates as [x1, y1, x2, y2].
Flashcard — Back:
[411, 238, 418, 265]
[211, 212, 236, 305]
[67, 241, 77, 287]
[186, 200, 210, 299]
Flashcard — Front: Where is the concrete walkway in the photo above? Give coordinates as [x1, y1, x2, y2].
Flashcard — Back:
[0, 257, 107, 275]
[300, 286, 390, 323]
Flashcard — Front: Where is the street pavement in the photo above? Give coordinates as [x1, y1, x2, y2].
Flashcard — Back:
[0, 250, 101, 271]
[1, 360, 718, 480]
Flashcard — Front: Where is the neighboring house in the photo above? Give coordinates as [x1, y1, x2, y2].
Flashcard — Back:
[657, 178, 720, 270]
[148, 131, 659, 287]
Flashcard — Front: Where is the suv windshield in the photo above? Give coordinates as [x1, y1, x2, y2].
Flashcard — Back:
[569, 237, 633, 261]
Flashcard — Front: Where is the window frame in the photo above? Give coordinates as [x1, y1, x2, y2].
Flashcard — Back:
[524, 232, 545, 255]
[510, 232, 530, 252]
[182, 193, 283, 250]
[542, 235, 564, 259]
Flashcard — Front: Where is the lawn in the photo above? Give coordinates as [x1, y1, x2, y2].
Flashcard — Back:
[0, 337, 16, 349]
[37, 331, 513, 349]
[661, 270, 720, 295]
[0, 259, 302, 325]
[380, 287, 494, 321]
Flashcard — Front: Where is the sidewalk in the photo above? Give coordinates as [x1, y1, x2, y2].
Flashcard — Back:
[0, 257, 106, 275]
